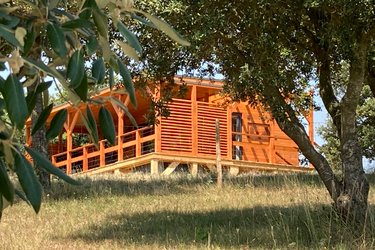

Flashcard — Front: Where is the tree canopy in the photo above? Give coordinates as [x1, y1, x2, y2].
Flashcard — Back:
[0, 0, 188, 215]
[133, 0, 375, 228]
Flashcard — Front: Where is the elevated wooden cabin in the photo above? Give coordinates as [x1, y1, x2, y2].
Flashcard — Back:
[25, 78, 314, 176]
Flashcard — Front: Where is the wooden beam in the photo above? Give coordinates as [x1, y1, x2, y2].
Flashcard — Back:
[83, 146, 88, 172]
[99, 141, 105, 167]
[73, 152, 314, 176]
[269, 119, 275, 164]
[117, 110, 124, 162]
[191, 85, 198, 155]
[135, 130, 141, 157]
[227, 106, 233, 160]
[161, 162, 181, 176]
[216, 119, 223, 188]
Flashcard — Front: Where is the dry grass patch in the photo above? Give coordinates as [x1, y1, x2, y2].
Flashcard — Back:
[1, 173, 375, 249]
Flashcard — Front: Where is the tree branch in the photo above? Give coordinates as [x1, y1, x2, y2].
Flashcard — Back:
[263, 83, 341, 200]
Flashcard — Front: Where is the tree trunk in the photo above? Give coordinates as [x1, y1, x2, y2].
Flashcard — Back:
[28, 83, 51, 189]
[334, 37, 370, 228]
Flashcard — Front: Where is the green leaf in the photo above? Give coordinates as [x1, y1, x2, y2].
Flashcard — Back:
[25, 91, 37, 116]
[108, 68, 114, 90]
[26, 56, 81, 106]
[31, 103, 53, 135]
[92, 57, 105, 84]
[14, 153, 42, 213]
[110, 97, 137, 128]
[74, 72, 88, 101]
[14, 189, 29, 203]
[23, 59, 80, 105]
[116, 21, 142, 55]
[99, 106, 116, 146]
[135, 10, 190, 46]
[87, 106, 99, 142]
[46, 22, 67, 57]
[117, 59, 137, 107]
[116, 40, 139, 62]
[25, 147, 81, 185]
[62, 18, 94, 30]
[0, 13, 19, 28]
[0, 159, 14, 203]
[92, 9, 108, 39]
[129, 13, 155, 28]
[36, 81, 53, 94]
[46, 108, 67, 140]
[79, 8, 92, 20]
[2, 75, 28, 130]
[22, 29, 35, 55]
[67, 50, 84, 88]
[86, 36, 99, 55]
[81, 107, 99, 148]
[0, 24, 21, 48]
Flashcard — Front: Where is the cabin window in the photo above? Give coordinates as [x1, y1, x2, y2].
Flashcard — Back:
[232, 112, 243, 160]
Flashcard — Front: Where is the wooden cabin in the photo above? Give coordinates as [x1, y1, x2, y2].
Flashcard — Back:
[25, 77, 314, 176]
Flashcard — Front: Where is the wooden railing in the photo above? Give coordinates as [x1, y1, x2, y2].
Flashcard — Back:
[51, 126, 155, 174]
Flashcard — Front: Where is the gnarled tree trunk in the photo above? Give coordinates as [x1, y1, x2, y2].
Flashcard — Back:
[28, 82, 51, 189]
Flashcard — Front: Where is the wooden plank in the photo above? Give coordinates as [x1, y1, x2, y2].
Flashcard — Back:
[161, 162, 181, 176]
[216, 119, 223, 188]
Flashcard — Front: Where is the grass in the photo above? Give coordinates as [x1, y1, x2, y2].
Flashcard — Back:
[1, 172, 375, 249]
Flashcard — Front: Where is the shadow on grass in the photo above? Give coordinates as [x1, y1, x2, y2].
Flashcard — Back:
[48, 172, 329, 201]
[65, 203, 375, 249]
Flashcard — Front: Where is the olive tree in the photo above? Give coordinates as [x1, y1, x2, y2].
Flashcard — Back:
[0, 0, 188, 216]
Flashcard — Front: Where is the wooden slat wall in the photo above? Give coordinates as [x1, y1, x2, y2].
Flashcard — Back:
[197, 102, 228, 157]
[160, 99, 193, 153]
[230, 104, 299, 166]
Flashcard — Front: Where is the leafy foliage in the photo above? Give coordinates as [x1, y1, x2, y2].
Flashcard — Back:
[132, 0, 375, 226]
[0, 0, 188, 215]
[319, 85, 375, 168]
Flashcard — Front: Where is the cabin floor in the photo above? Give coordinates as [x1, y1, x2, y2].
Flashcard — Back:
[73, 152, 314, 177]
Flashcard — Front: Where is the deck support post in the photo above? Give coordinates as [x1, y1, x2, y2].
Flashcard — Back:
[229, 166, 239, 176]
[190, 163, 198, 177]
[151, 159, 159, 175]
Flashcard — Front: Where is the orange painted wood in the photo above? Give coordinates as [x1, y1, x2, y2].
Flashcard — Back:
[46, 78, 310, 174]
[99, 141, 105, 167]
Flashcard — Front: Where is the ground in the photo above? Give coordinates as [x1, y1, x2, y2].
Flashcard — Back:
[1, 173, 375, 249]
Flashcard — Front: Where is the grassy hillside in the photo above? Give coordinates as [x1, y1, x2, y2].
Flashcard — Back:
[1, 173, 375, 249]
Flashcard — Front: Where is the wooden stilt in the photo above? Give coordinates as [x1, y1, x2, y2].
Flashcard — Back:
[229, 166, 240, 176]
[190, 163, 198, 176]
[151, 159, 159, 175]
